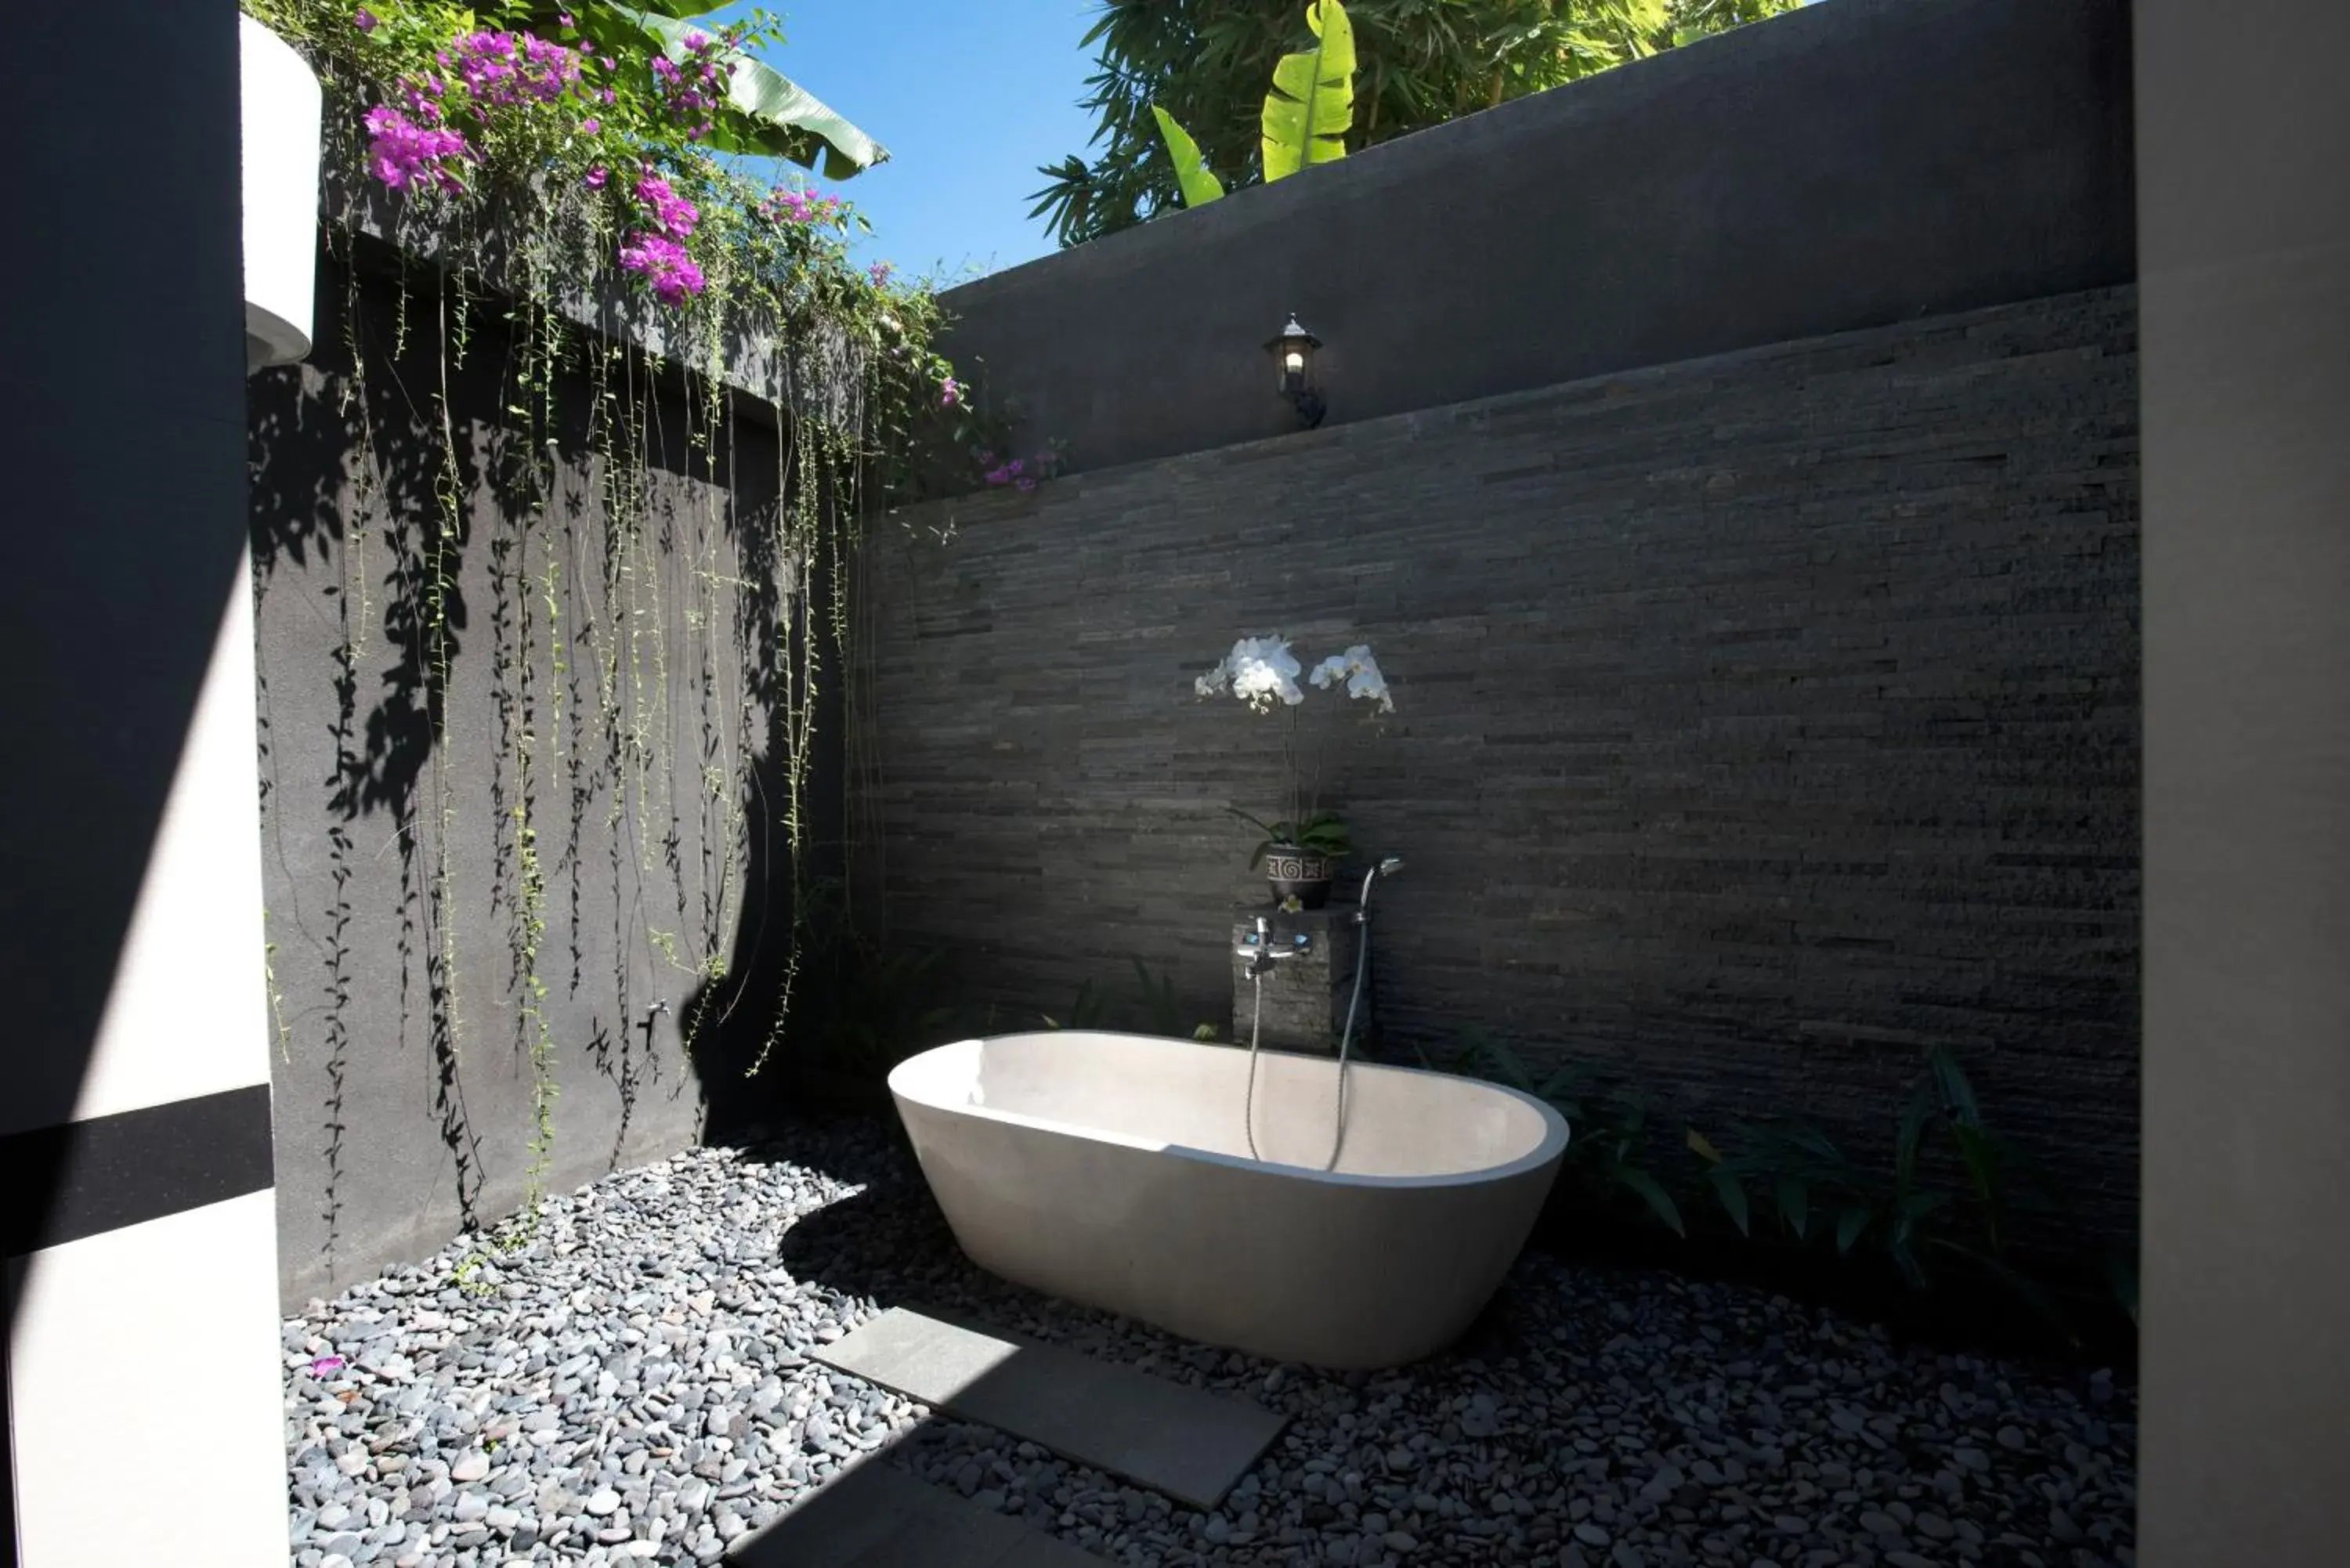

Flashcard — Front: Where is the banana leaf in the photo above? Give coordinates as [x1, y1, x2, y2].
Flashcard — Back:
[615, 5, 888, 179]
[1261, 0, 1355, 182]
[1150, 106, 1225, 208]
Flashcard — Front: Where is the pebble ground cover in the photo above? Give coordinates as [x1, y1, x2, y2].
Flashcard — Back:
[285, 1118, 2137, 1568]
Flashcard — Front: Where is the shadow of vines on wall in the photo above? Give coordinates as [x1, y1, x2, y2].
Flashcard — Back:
[250, 228, 868, 1278]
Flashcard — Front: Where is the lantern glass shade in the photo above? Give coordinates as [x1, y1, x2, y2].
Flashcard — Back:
[1266, 314, 1321, 394]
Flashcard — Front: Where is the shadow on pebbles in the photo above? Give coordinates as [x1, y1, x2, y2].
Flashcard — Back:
[284, 1116, 2136, 1568]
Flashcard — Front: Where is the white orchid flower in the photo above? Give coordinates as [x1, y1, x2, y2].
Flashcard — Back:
[1195, 634, 1303, 710]
[1308, 644, 1395, 714]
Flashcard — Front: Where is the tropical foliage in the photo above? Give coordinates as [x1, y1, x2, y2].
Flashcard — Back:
[1033, 0, 1806, 246]
[1445, 1032, 2128, 1343]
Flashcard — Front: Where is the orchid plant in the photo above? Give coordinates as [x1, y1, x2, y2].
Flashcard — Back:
[1193, 635, 1394, 870]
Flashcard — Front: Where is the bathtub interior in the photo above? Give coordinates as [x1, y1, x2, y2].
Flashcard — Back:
[892, 1031, 1562, 1180]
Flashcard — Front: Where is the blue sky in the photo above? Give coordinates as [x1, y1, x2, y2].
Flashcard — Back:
[734, 2, 1103, 285]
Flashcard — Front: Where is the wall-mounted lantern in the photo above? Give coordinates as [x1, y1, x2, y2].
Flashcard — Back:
[1264, 313, 1327, 429]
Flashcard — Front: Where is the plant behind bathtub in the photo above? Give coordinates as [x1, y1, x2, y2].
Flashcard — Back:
[1042, 957, 1221, 1039]
[1193, 635, 1394, 909]
[1453, 1031, 1691, 1234]
[1443, 1034, 2120, 1352]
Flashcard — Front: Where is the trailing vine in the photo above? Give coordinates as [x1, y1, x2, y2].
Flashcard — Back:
[245, 0, 959, 1243]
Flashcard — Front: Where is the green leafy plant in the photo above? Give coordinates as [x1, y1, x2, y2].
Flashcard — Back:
[1036, 0, 1802, 246]
[1043, 958, 1212, 1037]
[1041, 977, 1111, 1031]
[1150, 105, 1227, 208]
[1230, 807, 1352, 865]
[790, 919, 958, 1079]
[1453, 1031, 1688, 1236]
[1687, 1047, 2075, 1339]
[1148, 0, 1354, 211]
[595, 2, 887, 175]
[1260, 0, 1356, 180]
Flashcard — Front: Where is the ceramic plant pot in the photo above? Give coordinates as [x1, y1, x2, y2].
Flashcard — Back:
[1263, 844, 1333, 909]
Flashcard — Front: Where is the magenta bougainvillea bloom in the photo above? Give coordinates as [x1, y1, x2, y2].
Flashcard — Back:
[363, 103, 472, 193]
[353, 8, 377, 32]
[617, 232, 706, 305]
[981, 450, 1061, 491]
[758, 185, 844, 229]
[868, 261, 895, 287]
[578, 117, 600, 135]
[633, 172, 699, 240]
[584, 165, 609, 190]
[446, 29, 580, 109]
[648, 31, 732, 142]
[940, 377, 962, 407]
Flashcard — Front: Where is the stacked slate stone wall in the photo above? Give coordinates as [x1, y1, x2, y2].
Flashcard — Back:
[862, 285, 2142, 1248]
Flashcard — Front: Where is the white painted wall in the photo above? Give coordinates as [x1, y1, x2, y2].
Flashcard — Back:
[8, 1192, 287, 1566]
[73, 559, 275, 1123]
[6, 558, 287, 1564]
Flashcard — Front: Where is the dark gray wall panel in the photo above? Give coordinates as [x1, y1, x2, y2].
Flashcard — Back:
[939, 0, 2135, 474]
[867, 286, 2142, 1249]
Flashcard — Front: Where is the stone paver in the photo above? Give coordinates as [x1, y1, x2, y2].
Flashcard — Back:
[729, 1454, 1104, 1566]
[816, 1307, 1286, 1509]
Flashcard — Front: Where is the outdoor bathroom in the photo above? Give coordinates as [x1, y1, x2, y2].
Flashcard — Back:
[3, 2, 2344, 1568]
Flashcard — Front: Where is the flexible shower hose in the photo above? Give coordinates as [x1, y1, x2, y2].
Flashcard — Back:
[1242, 920, 1371, 1172]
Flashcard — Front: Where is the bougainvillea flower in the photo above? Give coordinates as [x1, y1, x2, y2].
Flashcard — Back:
[632, 172, 699, 239]
[617, 231, 706, 305]
[363, 103, 472, 193]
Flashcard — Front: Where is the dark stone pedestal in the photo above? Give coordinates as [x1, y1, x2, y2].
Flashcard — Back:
[1230, 905, 1361, 1054]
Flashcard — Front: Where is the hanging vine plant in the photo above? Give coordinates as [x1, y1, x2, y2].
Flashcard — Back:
[244, 0, 965, 1232]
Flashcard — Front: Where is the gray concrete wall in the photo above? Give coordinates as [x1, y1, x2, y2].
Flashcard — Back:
[865, 285, 2142, 1248]
[251, 244, 804, 1306]
[938, 0, 2135, 475]
[2135, 0, 2350, 1560]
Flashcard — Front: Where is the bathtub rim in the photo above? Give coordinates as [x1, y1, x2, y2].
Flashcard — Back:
[887, 1029, 1571, 1191]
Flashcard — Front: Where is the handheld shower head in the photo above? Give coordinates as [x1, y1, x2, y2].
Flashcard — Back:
[1377, 855, 1405, 879]
[1357, 854, 1406, 919]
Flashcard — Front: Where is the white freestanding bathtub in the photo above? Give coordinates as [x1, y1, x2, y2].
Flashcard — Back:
[886, 1031, 1569, 1368]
